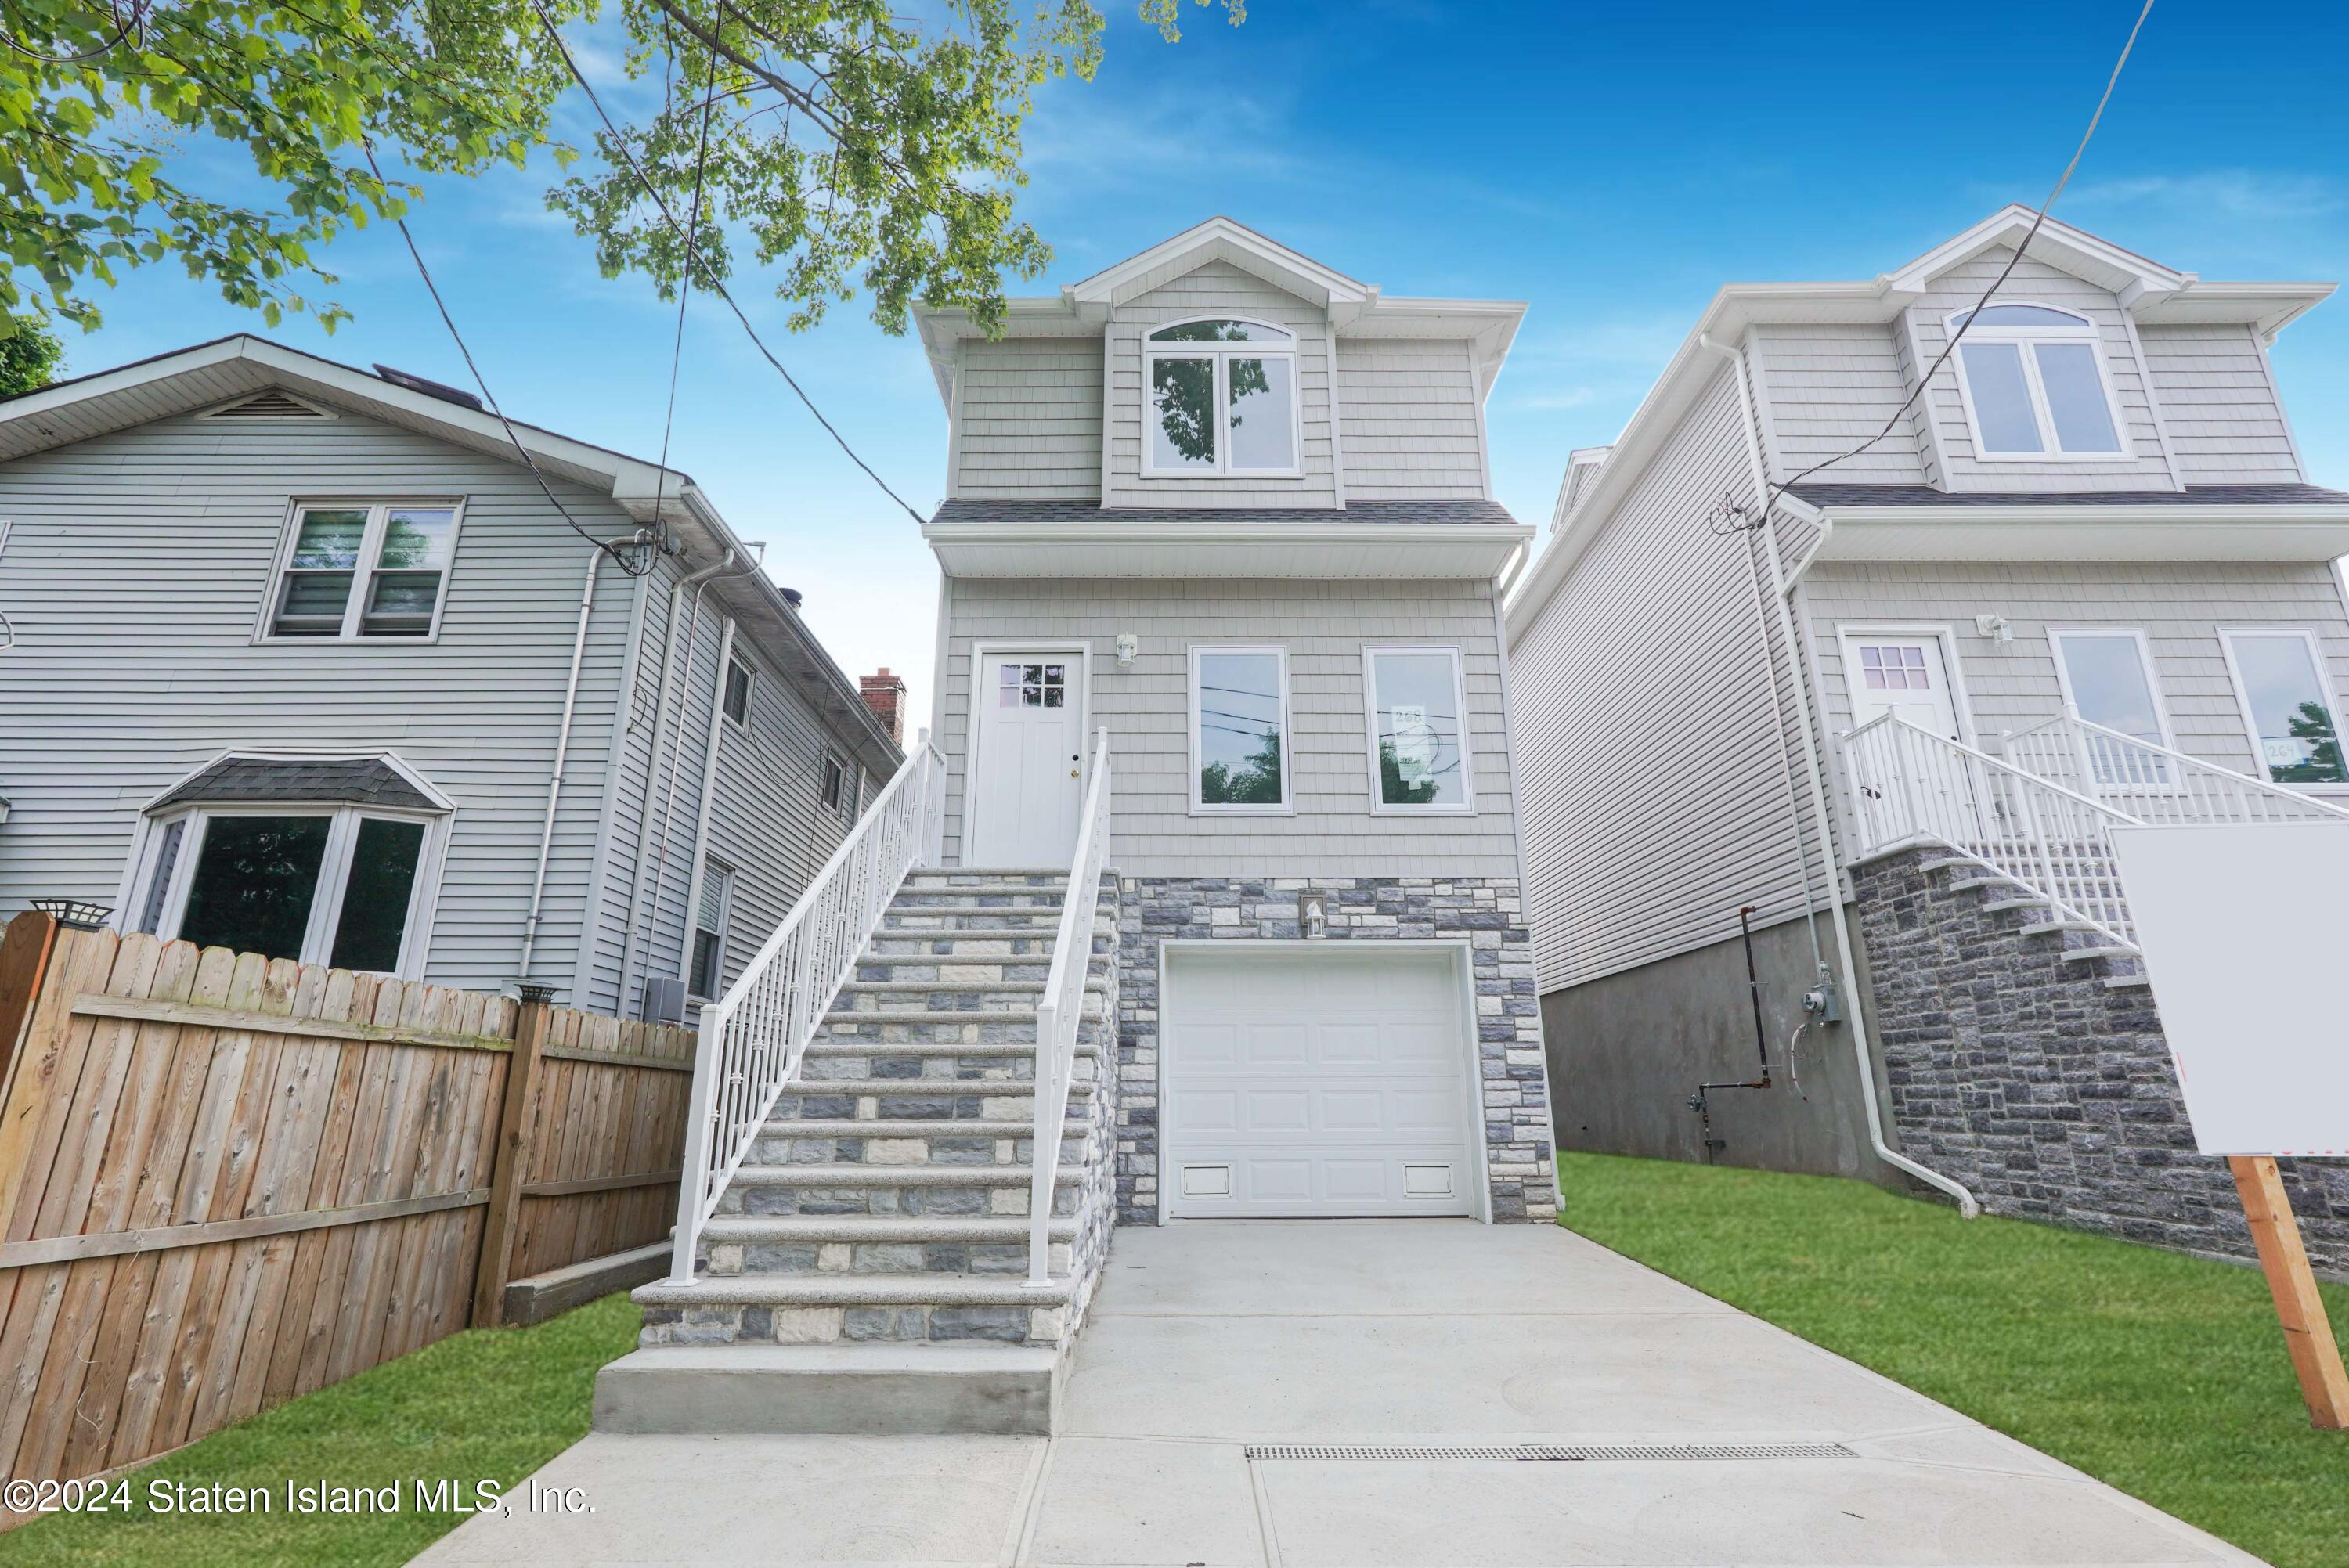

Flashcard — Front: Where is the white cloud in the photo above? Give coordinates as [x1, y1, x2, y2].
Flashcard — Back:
[2064, 170, 2346, 223]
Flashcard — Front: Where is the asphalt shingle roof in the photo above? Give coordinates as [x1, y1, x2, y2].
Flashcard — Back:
[1786, 482, 2349, 508]
[156, 756, 438, 812]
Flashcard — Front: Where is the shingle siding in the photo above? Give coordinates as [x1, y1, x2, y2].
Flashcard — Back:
[2137, 323, 2305, 485]
[1336, 339, 1488, 499]
[953, 337, 1104, 499]
[1750, 323, 1926, 484]
[938, 576, 1520, 878]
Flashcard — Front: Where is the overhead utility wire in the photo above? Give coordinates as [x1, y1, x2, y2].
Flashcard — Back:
[1, 0, 146, 63]
[524, 0, 930, 527]
[1717, 0, 2156, 535]
[359, 138, 653, 575]
[651, 21, 720, 525]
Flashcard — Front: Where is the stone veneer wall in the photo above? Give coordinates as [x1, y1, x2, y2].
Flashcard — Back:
[1853, 846, 2348, 1273]
[1114, 875, 1557, 1225]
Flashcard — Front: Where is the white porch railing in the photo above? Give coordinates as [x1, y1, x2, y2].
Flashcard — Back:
[1840, 712, 2144, 948]
[666, 735, 947, 1284]
[1027, 726, 1112, 1287]
[2001, 708, 2349, 827]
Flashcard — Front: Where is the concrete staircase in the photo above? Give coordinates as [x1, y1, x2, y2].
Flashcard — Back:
[595, 868, 1121, 1436]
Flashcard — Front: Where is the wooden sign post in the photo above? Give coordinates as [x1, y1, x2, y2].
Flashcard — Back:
[2228, 1155, 2347, 1430]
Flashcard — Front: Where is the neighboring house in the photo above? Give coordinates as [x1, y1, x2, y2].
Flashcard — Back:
[0, 336, 899, 1019]
[1506, 207, 2349, 1269]
[614, 222, 1560, 1430]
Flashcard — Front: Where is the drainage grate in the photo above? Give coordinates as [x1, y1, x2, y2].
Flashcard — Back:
[1244, 1443, 1856, 1463]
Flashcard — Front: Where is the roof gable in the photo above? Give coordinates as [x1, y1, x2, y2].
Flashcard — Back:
[1062, 218, 1375, 321]
[1885, 204, 2189, 305]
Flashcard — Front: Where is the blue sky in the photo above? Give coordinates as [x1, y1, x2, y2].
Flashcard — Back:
[47, 0, 2349, 725]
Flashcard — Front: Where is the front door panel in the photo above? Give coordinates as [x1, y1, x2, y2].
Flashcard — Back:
[1845, 634, 1962, 740]
[969, 654, 1084, 867]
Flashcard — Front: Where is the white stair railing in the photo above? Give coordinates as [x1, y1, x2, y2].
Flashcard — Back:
[2002, 708, 2349, 827]
[666, 735, 947, 1284]
[1840, 712, 2144, 949]
[1026, 726, 1112, 1287]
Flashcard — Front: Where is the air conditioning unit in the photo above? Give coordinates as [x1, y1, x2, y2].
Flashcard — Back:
[641, 975, 687, 1026]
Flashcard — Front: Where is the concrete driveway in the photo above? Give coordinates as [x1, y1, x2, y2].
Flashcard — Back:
[417, 1220, 2260, 1566]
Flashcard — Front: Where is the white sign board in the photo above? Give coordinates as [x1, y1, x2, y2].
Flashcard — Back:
[2108, 823, 2349, 1157]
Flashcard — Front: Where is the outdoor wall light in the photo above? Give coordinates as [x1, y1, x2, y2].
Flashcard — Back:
[31, 899, 113, 931]
[1974, 613, 2015, 643]
[1114, 633, 1138, 668]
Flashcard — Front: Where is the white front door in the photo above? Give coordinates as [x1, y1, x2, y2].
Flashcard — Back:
[1164, 947, 1477, 1219]
[1844, 634, 1964, 740]
[969, 652, 1084, 868]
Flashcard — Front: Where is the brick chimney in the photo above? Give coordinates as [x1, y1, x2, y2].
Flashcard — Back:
[860, 667, 907, 745]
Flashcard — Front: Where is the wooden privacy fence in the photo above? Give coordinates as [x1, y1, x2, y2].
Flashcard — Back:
[0, 910, 691, 1499]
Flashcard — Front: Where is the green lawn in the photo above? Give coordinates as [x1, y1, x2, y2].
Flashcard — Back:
[1557, 1151, 2348, 1568]
[0, 1295, 638, 1568]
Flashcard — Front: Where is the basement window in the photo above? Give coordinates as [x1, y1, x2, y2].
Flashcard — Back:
[265, 500, 463, 640]
[1144, 319, 1299, 477]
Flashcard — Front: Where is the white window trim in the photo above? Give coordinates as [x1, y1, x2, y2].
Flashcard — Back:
[722, 654, 754, 730]
[2216, 626, 2349, 792]
[255, 497, 468, 644]
[1189, 643, 1293, 816]
[1361, 644, 1477, 816]
[685, 858, 734, 1002]
[1942, 303, 2133, 463]
[1834, 624, 1979, 745]
[121, 799, 452, 979]
[821, 749, 850, 814]
[1140, 317, 1305, 481]
[2048, 625, 2178, 752]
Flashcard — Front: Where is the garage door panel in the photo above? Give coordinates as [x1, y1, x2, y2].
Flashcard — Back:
[1167, 949, 1477, 1218]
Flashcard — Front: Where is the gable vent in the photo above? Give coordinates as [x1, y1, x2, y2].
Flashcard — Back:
[204, 389, 330, 420]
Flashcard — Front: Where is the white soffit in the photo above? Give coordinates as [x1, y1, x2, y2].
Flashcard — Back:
[1807, 507, 2349, 564]
[926, 519, 1533, 581]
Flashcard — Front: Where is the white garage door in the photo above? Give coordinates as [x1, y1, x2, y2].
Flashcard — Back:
[1164, 947, 1478, 1218]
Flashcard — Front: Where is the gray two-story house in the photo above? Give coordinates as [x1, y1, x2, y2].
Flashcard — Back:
[1506, 207, 2349, 1270]
[0, 335, 900, 1018]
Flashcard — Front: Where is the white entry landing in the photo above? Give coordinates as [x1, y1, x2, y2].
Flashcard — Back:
[416, 1220, 2260, 1567]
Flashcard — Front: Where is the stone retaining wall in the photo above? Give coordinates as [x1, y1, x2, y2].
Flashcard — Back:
[1852, 846, 2347, 1272]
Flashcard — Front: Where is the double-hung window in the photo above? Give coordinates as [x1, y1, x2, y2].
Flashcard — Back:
[124, 755, 449, 976]
[266, 500, 462, 639]
[2050, 629, 2172, 787]
[723, 656, 753, 727]
[1947, 304, 2125, 458]
[2221, 630, 2346, 785]
[1144, 319, 1299, 476]
[1190, 647, 1290, 812]
[821, 752, 847, 813]
[1363, 647, 1474, 812]
[688, 862, 733, 1000]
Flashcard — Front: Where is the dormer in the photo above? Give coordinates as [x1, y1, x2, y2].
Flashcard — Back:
[915, 218, 1523, 511]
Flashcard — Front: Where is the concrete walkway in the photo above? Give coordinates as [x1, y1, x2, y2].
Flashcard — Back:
[417, 1221, 2261, 1566]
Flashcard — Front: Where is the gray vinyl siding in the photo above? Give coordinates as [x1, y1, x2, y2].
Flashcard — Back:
[953, 336, 1103, 499]
[2136, 323, 2304, 484]
[1103, 261, 1340, 509]
[1509, 365, 1828, 994]
[698, 629, 861, 998]
[1805, 560, 2349, 784]
[936, 577, 1520, 878]
[1336, 340, 1489, 499]
[1907, 249, 2176, 492]
[1748, 323, 1927, 484]
[0, 404, 634, 999]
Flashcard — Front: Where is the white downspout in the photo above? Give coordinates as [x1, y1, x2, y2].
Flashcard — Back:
[516, 543, 609, 988]
[1700, 334, 1981, 1218]
[618, 550, 735, 1015]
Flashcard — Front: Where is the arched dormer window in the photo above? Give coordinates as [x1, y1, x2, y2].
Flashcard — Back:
[1944, 301, 2125, 457]
[1143, 318, 1299, 477]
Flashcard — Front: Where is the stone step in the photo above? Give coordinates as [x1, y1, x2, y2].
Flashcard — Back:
[835, 977, 1107, 1000]
[880, 910, 1100, 932]
[632, 1273, 1074, 1350]
[902, 868, 1072, 883]
[818, 1002, 1109, 1031]
[716, 1163, 1080, 1219]
[2105, 972, 2153, 991]
[750, 1121, 1084, 1169]
[2058, 945, 2141, 966]
[596, 1344, 1064, 1436]
[889, 890, 1072, 911]
[803, 1033, 1099, 1064]
[864, 932, 1067, 957]
[760, 1117, 1084, 1139]
[697, 1215, 1077, 1280]
[770, 1080, 1084, 1122]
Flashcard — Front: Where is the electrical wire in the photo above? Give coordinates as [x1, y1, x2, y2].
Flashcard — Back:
[358, 138, 651, 575]
[1, 0, 146, 64]
[523, 0, 929, 527]
[651, 22, 720, 530]
[1716, 0, 2156, 537]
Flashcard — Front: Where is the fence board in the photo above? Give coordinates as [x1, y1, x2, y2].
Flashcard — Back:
[0, 911, 695, 1509]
